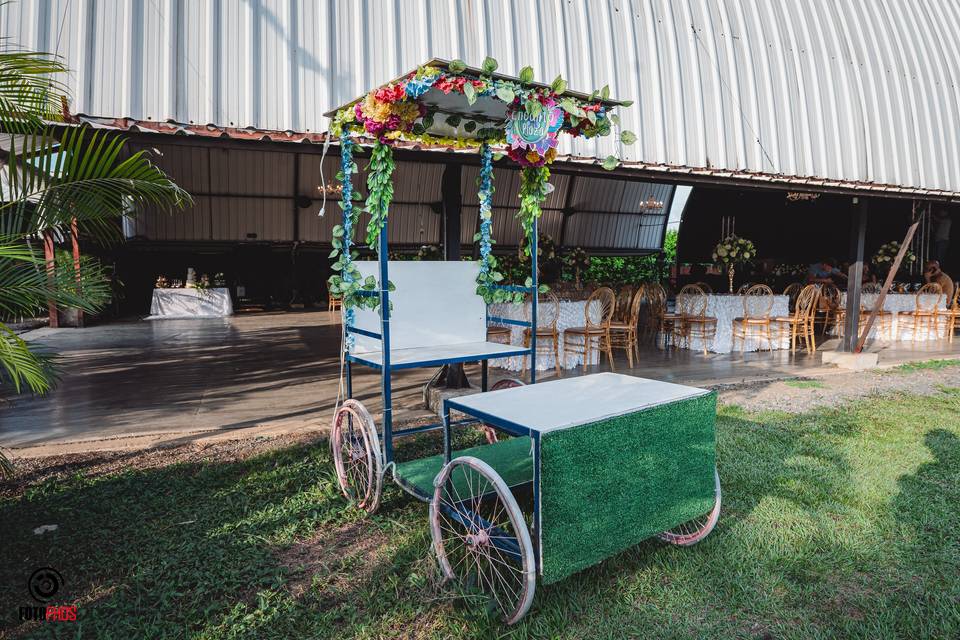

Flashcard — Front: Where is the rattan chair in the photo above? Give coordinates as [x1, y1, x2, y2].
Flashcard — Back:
[898, 283, 944, 341]
[946, 282, 960, 343]
[486, 325, 513, 344]
[814, 283, 841, 335]
[522, 291, 561, 375]
[732, 284, 775, 352]
[563, 287, 616, 371]
[642, 283, 675, 347]
[773, 284, 820, 353]
[328, 292, 342, 319]
[613, 285, 634, 323]
[782, 282, 802, 311]
[608, 288, 644, 367]
[694, 281, 713, 294]
[675, 284, 718, 355]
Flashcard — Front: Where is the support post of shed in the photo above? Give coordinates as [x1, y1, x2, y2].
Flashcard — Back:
[441, 163, 462, 260]
[842, 198, 869, 351]
[439, 163, 468, 388]
[43, 229, 58, 328]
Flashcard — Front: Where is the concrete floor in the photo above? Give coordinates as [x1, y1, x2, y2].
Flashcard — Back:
[3, 310, 958, 449]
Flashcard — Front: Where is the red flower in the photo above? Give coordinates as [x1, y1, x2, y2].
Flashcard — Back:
[374, 83, 406, 103]
[435, 75, 467, 94]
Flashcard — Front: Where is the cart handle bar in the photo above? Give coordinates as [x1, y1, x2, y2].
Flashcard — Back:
[487, 316, 532, 328]
[346, 326, 382, 340]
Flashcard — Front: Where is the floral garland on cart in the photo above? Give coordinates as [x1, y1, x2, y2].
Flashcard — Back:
[329, 57, 635, 309]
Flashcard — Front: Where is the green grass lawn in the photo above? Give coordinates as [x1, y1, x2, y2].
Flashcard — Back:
[3, 389, 960, 639]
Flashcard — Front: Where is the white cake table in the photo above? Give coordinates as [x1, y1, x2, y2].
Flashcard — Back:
[148, 287, 233, 318]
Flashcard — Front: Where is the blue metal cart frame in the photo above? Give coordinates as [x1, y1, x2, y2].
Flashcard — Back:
[341, 215, 540, 468]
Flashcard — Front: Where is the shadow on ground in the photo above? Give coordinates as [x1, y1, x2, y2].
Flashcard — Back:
[1, 390, 959, 638]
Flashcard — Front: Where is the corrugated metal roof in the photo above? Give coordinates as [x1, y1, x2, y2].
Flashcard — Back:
[4, 1, 960, 197]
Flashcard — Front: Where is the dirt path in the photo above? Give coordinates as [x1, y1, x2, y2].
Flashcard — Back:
[719, 360, 960, 413]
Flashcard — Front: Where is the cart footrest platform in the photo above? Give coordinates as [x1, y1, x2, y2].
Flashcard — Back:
[394, 436, 533, 499]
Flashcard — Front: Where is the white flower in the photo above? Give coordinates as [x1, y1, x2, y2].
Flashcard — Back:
[718, 248, 728, 257]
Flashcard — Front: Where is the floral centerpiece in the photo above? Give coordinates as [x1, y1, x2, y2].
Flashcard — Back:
[712, 234, 756, 292]
[563, 247, 591, 289]
[415, 244, 442, 261]
[872, 241, 916, 275]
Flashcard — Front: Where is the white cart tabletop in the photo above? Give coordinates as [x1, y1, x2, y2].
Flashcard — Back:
[447, 372, 710, 435]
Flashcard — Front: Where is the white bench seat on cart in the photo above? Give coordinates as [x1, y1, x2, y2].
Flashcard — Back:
[348, 261, 528, 370]
[350, 341, 527, 369]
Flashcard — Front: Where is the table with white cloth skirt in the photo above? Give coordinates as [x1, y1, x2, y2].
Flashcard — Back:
[831, 292, 949, 341]
[148, 287, 233, 318]
[488, 299, 601, 371]
[667, 294, 791, 354]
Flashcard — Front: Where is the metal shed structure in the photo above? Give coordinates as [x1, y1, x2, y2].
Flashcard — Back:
[4, 0, 960, 198]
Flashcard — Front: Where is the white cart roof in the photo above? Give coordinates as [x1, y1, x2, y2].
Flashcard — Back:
[448, 373, 710, 435]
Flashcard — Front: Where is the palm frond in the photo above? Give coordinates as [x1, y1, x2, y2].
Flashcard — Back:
[0, 448, 14, 479]
[0, 49, 68, 133]
[0, 242, 112, 318]
[0, 323, 54, 394]
[1, 127, 192, 244]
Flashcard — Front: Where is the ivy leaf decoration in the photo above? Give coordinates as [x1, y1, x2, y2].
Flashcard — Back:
[559, 99, 579, 116]
[551, 75, 567, 95]
[620, 99, 634, 107]
[601, 85, 610, 100]
[496, 87, 515, 104]
[602, 155, 620, 171]
[449, 59, 467, 73]
[525, 99, 543, 117]
[446, 114, 462, 128]
[492, 152, 505, 161]
[585, 110, 597, 125]
[422, 115, 434, 129]
[481, 56, 498, 74]
[620, 130, 637, 145]
[518, 66, 534, 84]
[412, 122, 425, 135]
[463, 81, 477, 105]
[464, 120, 477, 133]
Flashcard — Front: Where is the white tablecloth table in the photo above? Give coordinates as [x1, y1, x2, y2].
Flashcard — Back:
[148, 287, 233, 318]
[670, 294, 791, 354]
[834, 293, 948, 341]
[488, 299, 600, 371]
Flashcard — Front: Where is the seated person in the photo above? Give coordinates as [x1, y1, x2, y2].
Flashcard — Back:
[807, 258, 847, 286]
[861, 263, 878, 285]
[924, 260, 955, 303]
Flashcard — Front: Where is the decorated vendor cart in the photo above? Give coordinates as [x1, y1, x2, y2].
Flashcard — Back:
[326, 58, 720, 624]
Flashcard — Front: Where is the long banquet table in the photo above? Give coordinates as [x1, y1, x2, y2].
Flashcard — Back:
[833, 292, 949, 341]
[669, 293, 791, 354]
[488, 299, 600, 371]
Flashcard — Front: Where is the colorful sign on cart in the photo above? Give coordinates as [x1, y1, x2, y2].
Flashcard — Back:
[506, 104, 563, 155]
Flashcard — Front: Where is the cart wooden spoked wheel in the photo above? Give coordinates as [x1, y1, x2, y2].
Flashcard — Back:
[480, 378, 526, 444]
[429, 456, 536, 625]
[331, 399, 383, 513]
[656, 467, 721, 546]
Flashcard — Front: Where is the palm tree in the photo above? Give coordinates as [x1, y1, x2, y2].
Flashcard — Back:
[0, 44, 189, 475]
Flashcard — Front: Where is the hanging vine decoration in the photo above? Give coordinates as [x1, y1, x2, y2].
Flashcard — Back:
[364, 141, 396, 250]
[327, 137, 381, 317]
[517, 166, 551, 294]
[474, 143, 513, 304]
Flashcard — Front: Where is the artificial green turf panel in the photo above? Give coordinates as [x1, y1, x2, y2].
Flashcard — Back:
[539, 392, 717, 584]
[394, 436, 533, 497]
